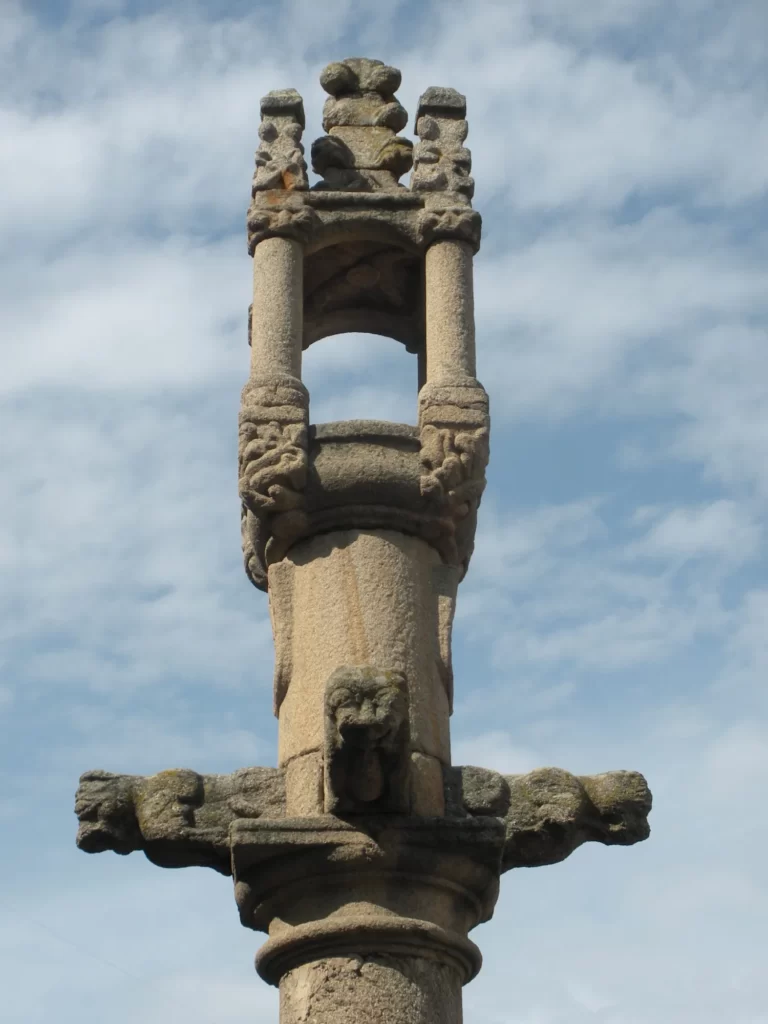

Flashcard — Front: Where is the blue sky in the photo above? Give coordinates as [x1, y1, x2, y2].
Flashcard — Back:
[1, 0, 767, 1021]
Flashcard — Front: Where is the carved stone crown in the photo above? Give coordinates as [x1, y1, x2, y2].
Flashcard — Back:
[242, 58, 488, 590]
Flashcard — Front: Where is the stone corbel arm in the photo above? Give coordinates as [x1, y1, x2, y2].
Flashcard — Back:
[451, 765, 651, 871]
[75, 767, 286, 875]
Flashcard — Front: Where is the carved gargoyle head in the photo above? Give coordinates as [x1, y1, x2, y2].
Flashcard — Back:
[75, 770, 140, 855]
[324, 666, 410, 814]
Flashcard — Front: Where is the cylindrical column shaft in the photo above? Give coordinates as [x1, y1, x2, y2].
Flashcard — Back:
[280, 956, 463, 1024]
[269, 529, 453, 816]
[424, 240, 476, 381]
[251, 237, 303, 378]
[275, 529, 451, 764]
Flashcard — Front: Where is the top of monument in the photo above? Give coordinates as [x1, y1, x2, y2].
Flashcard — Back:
[249, 56, 475, 202]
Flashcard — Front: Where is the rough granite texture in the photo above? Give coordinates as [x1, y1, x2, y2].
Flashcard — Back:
[280, 956, 463, 1024]
[75, 56, 651, 1024]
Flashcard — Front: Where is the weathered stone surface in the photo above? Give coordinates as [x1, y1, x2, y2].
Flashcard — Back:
[412, 87, 474, 200]
[409, 751, 446, 817]
[324, 667, 410, 814]
[418, 376, 490, 572]
[502, 767, 651, 869]
[312, 58, 413, 191]
[279, 956, 463, 1024]
[252, 89, 308, 194]
[238, 376, 310, 518]
[274, 530, 452, 767]
[75, 767, 286, 873]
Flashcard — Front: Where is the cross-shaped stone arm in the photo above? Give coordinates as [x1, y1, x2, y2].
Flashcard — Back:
[75, 763, 650, 875]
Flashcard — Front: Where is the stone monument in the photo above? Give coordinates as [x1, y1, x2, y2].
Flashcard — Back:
[75, 58, 651, 1024]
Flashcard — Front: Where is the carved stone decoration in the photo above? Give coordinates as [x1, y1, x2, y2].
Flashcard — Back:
[75, 767, 286, 873]
[411, 87, 482, 251]
[442, 764, 652, 871]
[420, 205, 482, 251]
[74, 769, 140, 855]
[412, 87, 474, 199]
[252, 90, 308, 194]
[418, 377, 490, 569]
[77, 762, 649, 877]
[246, 199, 318, 255]
[238, 376, 310, 518]
[311, 58, 414, 192]
[501, 767, 652, 870]
[324, 666, 410, 814]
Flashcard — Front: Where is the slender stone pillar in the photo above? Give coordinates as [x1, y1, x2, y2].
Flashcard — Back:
[250, 237, 303, 379]
[424, 240, 476, 381]
[74, 58, 652, 1024]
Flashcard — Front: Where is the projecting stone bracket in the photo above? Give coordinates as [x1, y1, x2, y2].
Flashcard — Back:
[76, 764, 650, 877]
[446, 765, 652, 871]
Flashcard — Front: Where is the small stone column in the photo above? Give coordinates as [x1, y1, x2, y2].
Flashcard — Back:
[412, 87, 481, 384]
[424, 240, 476, 381]
[250, 237, 303, 379]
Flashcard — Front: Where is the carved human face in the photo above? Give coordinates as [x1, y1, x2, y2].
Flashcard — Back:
[326, 669, 407, 748]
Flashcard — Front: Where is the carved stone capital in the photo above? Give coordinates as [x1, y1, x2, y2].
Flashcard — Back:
[418, 378, 490, 570]
[238, 375, 310, 519]
[419, 205, 482, 251]
[246, 198, 317, 254]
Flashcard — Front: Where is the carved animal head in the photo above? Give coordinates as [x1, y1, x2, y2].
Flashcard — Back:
[324, 666, 410, 814]
[325, 667, 408, 750]
[74, 770, 140, 854]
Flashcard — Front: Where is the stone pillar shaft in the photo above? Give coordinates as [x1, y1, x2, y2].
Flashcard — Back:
[279, 956, 463, 1024]
[424, 241, 476, 381]
[251, 237, 303, 378]
[270, 529, 454, 818]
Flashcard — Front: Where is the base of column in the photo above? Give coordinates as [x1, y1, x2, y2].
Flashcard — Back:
[257, 914, 481, 985]
[231, 814, 504, 1000]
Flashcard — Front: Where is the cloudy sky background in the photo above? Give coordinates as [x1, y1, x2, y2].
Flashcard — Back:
[1, 0, 767, 1021]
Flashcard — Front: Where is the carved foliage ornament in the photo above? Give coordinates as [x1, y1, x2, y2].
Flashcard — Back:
[238, 377, 310, 518]
[419, 380, 490, 516]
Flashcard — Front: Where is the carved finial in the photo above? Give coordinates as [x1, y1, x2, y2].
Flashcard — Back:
[252, 89, 308, 194]
[311, 58, 413, 191]
[324, 666, 411, 814]
[411, 87, 473, 200]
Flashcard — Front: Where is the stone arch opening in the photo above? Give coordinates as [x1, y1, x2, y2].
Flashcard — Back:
[302, 238, 425, 359]
[301, 331, 419, 425]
